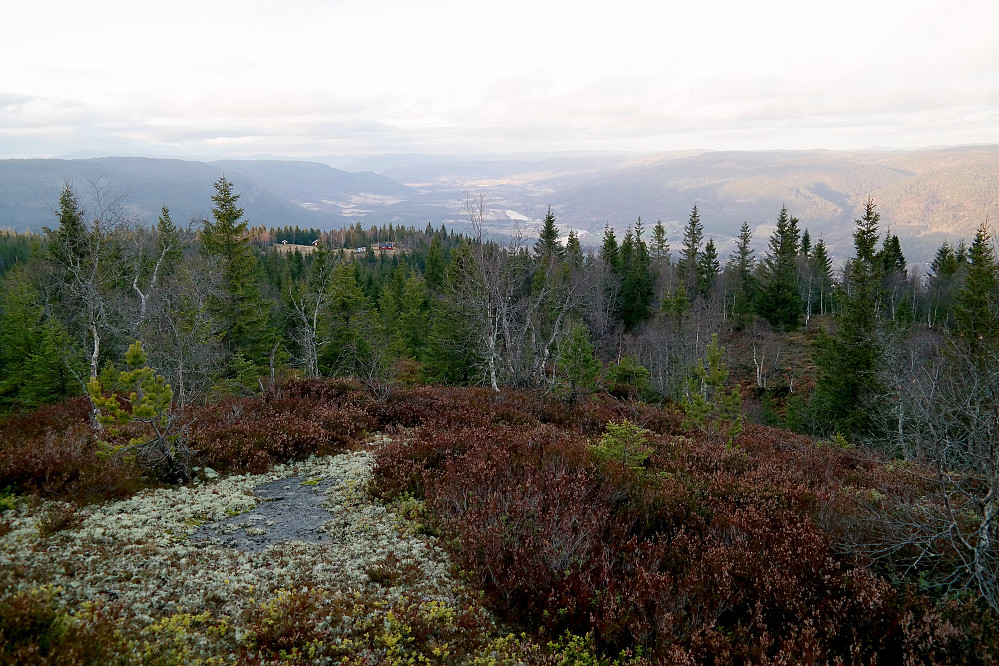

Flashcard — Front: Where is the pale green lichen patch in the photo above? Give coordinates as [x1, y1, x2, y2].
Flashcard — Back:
[0, 447, 515, 663]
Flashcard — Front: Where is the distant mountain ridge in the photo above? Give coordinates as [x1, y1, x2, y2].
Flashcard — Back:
[3, 148, 998, 264]
[0, 157, 411, 232]
[381, 146, 999, 264]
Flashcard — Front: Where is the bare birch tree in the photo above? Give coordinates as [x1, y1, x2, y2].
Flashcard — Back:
[44, 180, 129, 381]
[286, 245, 339, 379]
[866, 333, 999, 611]
[450, 191, 583, 391]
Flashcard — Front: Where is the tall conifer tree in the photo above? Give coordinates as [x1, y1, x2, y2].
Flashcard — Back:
[681, 204, 703, 292]
[811, 198, 885, 437]
[200, 177, 276, 367]
[727, 221, 757, 327]
[756, 205, 802, 330]
[697, 238, 720, 297]
[535, 207, 564, 260]
[954, 222, 999, 351]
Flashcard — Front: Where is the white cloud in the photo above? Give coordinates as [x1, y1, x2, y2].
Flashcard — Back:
[2, 0, 998, 157]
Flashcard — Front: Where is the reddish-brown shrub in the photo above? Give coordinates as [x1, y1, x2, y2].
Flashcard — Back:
[186, 391, 375, 474]
[0, 398, 146, 504]
[370, 389, 997, 663]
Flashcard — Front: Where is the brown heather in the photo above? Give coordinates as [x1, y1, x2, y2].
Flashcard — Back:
[370, 385, 997, 664]
[1, 381, 997, 663]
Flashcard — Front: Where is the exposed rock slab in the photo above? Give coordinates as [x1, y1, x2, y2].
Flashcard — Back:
[191, 475, 338, 551]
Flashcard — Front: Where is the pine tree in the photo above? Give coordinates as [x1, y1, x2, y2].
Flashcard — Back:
[87, 340, 190, 482]
[755, 205, 802, 330]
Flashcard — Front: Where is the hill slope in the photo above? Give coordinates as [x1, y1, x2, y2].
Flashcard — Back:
[0, 157, 412, 231]
[4, 148, 999, 263]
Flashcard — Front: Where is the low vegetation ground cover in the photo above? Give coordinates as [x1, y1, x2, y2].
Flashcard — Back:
[1, 379, 997, 664]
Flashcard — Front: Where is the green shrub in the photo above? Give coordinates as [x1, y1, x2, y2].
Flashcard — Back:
[87, 340, 192, 483]
[590, 420, 652, 471]
[681, 333, 743, 447]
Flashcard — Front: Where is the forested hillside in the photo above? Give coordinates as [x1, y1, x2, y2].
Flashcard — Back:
[3, 177, 999, 662]
[6, 147, 999, 265]
[0, 157, 409, 232]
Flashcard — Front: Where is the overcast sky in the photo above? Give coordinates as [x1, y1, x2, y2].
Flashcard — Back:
[2, 0, 998, 160]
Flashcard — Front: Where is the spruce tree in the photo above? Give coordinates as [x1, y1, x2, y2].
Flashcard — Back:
[878, 231, 910, 325]
[810, 198, 885, 437]
[22, 318, 82, 407]
[535, 207, 564, 260]
[398, 272, 430, 360]
[755, 205, 802, 330]
[696, 238, 720, 297]
[927, 241, 963, 326]
[200, 177, 276, 367]
[810, 238, 834, 315]
[0, 268, 41, 404]
[557, 323, 600, 401]
[726, 221, 757, 327]
[618, 224, 655, 329]
[600, 225, 620, 272]
[682, 333, 743, 447]
[320, 262, 378, 376]
[681, 204, 703, 291]
[878, 233, 906, 275]
[953, 222, 999, 350]
[156, 206, 184, 274]
[565, 230, 584, 268]
[44, 181, 124, 379]
[0, 267, 83, 407]
[46, 183, 88, 268]
[424, 234, 446, 290]
[652, 220, 670, 264]
[423, 242, 480, 384]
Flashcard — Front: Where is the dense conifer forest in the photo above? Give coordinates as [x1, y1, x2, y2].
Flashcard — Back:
[3, 177, 999, 663]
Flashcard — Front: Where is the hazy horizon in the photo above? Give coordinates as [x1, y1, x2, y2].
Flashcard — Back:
[4, 0, 998, 160]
